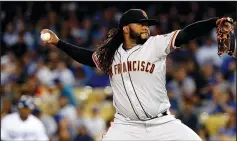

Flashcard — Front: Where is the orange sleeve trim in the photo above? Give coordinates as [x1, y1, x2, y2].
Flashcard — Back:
[92, 52, 104, 71]
[170, 30, 179, 49]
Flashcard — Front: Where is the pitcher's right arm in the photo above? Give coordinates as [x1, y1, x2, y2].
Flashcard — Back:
[40, 29, 96, 67]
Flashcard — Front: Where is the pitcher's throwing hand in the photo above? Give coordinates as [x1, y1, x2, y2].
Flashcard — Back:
[40, 29, 59, 45]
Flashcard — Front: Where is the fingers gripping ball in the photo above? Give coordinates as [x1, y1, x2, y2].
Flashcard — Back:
[41, 33, 51, 41]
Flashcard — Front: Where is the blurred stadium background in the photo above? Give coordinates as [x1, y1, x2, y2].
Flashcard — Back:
[1, 1, 236, 141]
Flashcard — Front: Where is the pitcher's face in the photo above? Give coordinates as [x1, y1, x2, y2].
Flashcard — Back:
[128, 22, 150, 44]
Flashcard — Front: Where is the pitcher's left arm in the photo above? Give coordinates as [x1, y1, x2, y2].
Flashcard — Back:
[175, 17, 236, 57]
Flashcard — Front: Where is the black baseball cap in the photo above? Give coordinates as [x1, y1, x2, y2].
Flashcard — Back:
[119, 9, 158, 29]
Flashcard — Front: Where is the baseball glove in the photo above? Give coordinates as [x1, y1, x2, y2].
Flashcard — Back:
[216, 17, 236, 57]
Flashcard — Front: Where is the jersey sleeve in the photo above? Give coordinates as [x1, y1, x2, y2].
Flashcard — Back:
[153, 30, 180, 57]
[92, 52, 104, 72]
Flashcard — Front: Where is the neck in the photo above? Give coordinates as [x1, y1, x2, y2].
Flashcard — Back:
[124, 38, 137, 50]
[19, 114, 28, 121]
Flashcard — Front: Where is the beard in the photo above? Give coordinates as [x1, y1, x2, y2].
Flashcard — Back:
[129, 29, 150, 44]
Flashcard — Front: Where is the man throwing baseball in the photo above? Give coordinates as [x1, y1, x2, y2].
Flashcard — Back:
[41, 9, 236, 140]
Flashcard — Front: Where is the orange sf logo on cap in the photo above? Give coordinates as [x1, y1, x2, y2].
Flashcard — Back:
[141, 10, 148, 18]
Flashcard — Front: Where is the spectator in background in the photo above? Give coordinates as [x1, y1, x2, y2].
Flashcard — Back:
[94, 7, 117, 29]
[89, 31, 104, 51]
[57, 95, 77, 121]
[17, 20, 35, 50]
[58, 118, 71, 141]
[216, 111, 236, 141]
[57, 95, 78, 138]
[73, 63, 93, 87]
[84, 106, 106, 140]
[219, 55, 236, 82]
[36, 42, 50, 61]
[73, 17, 93, 47]
[230, 71, 236, 96]
[10, 30, 28, 58]
[35, 57, 53, 86]
[214, 90, 236, 114]
[197, 125, 210, 141]
[166, 85, 179, 116]
[22, 51, 37, 76]
[54, 78, 77, 106]
[177, 98, 200, 133]
[47, 49, 60, 70]
[52, 60, 75, 87]
[1, 95, 49, 141]
[74, 124, 94, 141]
[76, 105, 85, 126]
[195, 36, 222, 68]
[3, 22, 18, 47]
[1, 51, 21, 95]
[182, 57, 207, 96]
[1, 54, 11, 85]
[201, 85, 235, 115]
[214, 71, 229, 92]
[168, 65, 196, 100]
[198, 63, 216, 99]
[32, 107, 58, 140]
[187, 40, 199, 56]
[47, 11, 60, 34]
[35, 18, 49, 46]
[59, 21, 74, 43]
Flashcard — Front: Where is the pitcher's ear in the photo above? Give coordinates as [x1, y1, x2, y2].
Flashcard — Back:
[123, 26, 129, 33]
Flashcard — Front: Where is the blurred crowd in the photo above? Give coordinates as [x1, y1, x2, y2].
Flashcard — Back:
[1, 2, 236, 141]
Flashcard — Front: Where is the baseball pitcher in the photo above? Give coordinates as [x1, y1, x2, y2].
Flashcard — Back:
[40, 9, 236, 140]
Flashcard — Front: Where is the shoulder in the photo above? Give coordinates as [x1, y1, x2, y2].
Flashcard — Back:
[29, 114, 41, 121]
[144, 33, 172, 46]
[152, 30, 180, 40]
[2, 112, 18, 121]
[28, 115, 44, 126]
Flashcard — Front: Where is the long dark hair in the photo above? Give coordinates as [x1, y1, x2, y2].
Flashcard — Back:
[96, 28, 123, 74]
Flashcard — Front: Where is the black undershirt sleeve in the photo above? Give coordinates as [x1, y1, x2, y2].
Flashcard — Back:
[56, 18, 218, 66]
[56, 40, 96, 67]
[175, 17, 218, 47]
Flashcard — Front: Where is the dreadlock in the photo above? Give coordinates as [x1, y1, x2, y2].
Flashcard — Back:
[96, 28, 123, 74]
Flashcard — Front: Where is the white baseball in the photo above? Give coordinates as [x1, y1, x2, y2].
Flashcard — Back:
[41, 33, 51, 41]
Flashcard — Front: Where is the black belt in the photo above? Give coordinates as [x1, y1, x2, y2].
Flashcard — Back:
[147, 110, 168, 120]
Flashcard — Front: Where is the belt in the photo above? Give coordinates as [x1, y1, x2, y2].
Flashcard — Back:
[117, 110, 168, 121]
[147, 110, 168, 120]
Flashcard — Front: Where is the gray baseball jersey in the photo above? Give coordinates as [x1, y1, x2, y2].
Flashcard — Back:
[93, 30, 180, 121]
